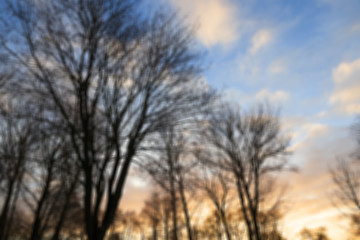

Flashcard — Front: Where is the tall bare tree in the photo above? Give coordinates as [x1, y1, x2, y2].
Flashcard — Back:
[331, 158, 360, 211]
[139, 126, 195, 240]
[141, 192, 163, 240]
[50, 155, 81, 240]
[330, 118, 360, 237]
[192, 166, 233, 240]
[0, 111, 34, 240]
[1, 1, 213, 239]
[200, 104, 290, 240]
[21, 132, 72, 240]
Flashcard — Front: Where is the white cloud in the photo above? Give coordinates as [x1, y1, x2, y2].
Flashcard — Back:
[222, 88, 253, 106]
[222, 88, 290, 111]
[330, 58, 360, 114]
[268, 59, 286, 75]
[169, 0, 239, 48]
[332, 58, 360, 84]
[302, 123, 329, 139]
[286, 121, 329, 153]
[255, 89, 289, 103]
[316, 110, 327, 118]
[351, 23, 360, 33]
[249, 29, 273, 54]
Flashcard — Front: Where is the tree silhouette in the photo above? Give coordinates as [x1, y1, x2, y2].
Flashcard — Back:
[141, 192, 162, 240]
[192, 165, 233, 240]
[299, 227, 331, 240]
[330, 118, 360, 238]
[139, 126, 198, 240]
[0, 111, 34, 240]
[199, 104, 291, 240]
[1, 1, 213, 239]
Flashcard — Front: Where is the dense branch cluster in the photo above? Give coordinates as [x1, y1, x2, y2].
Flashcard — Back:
[0, 1, 310, 240]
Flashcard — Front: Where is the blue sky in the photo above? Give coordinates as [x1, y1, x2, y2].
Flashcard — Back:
[122, 0, 360, 238]
[1, 0, 359, 238]
[153, 0, 360, 160]
[155, 0, 360, 127]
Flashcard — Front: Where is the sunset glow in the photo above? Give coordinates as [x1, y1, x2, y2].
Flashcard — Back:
[1, 0, 360, 239]
[121, 0, 360, 239]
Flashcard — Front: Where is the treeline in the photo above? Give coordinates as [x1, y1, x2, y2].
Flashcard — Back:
[0, 1, 357, 240]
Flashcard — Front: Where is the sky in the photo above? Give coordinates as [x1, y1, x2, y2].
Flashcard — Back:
[121, 0, 360, 239]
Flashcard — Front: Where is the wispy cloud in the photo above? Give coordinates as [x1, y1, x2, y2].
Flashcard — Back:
[169, 0, 239, 48]
[223, 88, 290, 108]
[256, 88, 289, 104]
[268, 59, 287, 75]
[249, 29, 273, 54]
[330, 58, 360, 115]
[280, 123, 354, 239]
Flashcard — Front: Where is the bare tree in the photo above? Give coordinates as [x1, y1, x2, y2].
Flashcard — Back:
[161, 194, 172, 240]
[349, 213, 360, 238]
[299, 227, 331, 240]
[1, 1, 213, 239]
[2, 207, 31, 240]
[200, 104, 290, 240]
[59, 193, 85, 240]
[0, 111, 34, 240]
[331, 158, 360, 211]
[197, 213, 222, 240]
[257, 208, 285, 240]
[192, 165, 233, 240]
[0, 109, 81, 240]
[50, 156, 81, 240]
[141, 192, 162, 240]
[141, 192, 173, 240]
[22, 133, 72, 240]
[330, 118, 360, 237]
[139, 126, 196, 240]
[330, 158, 360, 239]
[111, 210, 143, 240]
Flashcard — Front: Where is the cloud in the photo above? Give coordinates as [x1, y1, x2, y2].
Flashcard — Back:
[350, 23, 360, 33]
[285, 121, 329, 153]
[223, 88, 254, 106]
[330, 58, 360, 115]
[279, 124, 354, 239]
[302, 123, 329, 139]
[249, 29, 273, 54]
[255, 89, 290, 104]
[332, 59, 360, 84]
[268, 59, 286, 75]
[169, 0, 239, 48]
[222, 88, 290, 109]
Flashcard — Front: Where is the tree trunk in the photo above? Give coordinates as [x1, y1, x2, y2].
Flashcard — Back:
[3, 182, 20, 240]
[152, 223, 158, 240]
[251, 210, 261, 240]
[164, 209, 169, 240]
[30, 162, 54, 240]
[236, 180, 253, 240]
[216, 213, 222, 240]
[220, 209, 232, 240]
[51, 175, 78, 240]
[0, 180, 15, 240]
[170, 186, 178, 240]
[178, 178, 192, 240]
